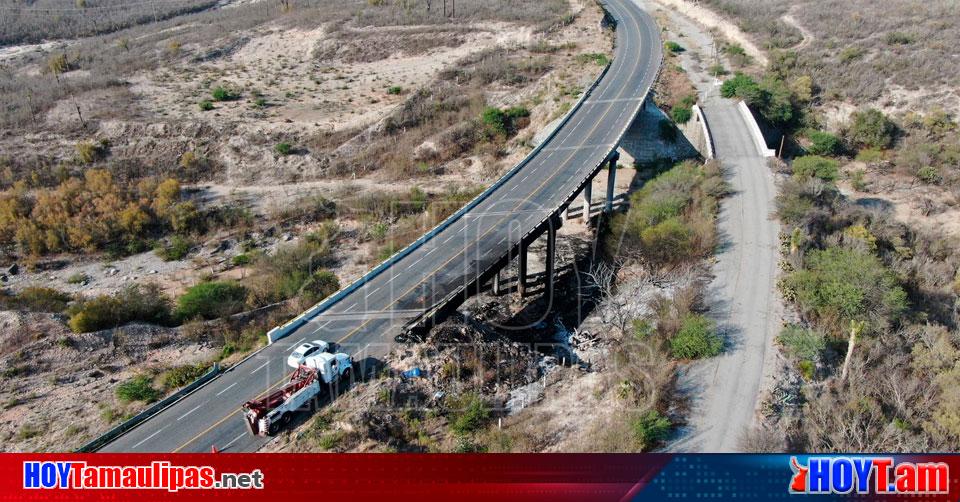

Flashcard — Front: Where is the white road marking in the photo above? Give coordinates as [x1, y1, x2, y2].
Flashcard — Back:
[177, 404, 202, 421]
[133, 427, 165, 449]
[215, 382, 238, 396]
[287, 337, 305, 348]
[222, 432, 247, 451]
[250, 361, 270, 375]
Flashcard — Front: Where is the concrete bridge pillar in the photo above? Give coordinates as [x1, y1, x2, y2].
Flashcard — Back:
[545, 217, 558, 303]
[605, 151, 619, 212]
[517, 240, 529, 297]
[492, 268, 502, 296]
[582, 180, 593, 223]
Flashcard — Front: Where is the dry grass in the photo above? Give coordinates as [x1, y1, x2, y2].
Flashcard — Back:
[697, 0, 959, 104]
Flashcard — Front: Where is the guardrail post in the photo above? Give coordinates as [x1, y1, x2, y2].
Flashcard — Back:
[582, 179, 593, 223]
[518, 240, 529, 297]
[605, 151, 619, 212]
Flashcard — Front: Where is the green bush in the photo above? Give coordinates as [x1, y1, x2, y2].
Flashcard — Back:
[669, 314, 722, 359]
[629, 410, 671, 450]
[806, 130, 842, 156]
[777, 324, 825, 361]
[448, 393, 490, 434]
[387, 85, 402, 95]
[721, 73, 796, 125]
[155, 235, 192, 261]
[671, 106, 692, 124]
[175, 281, 247, 321]
[783, 247, 908, 334]
[299, 270, 340, 305]
[162, 364, 208, 389]
[849, 108, 896, 149]
[792, 155, 839, 181]
[481, 106, 530, 138]
[916, 166, 941, 184]
[275, 142, 293, 155]
[575, 52, 610, 66]
[721, 73, 761, 101]
[664, 41, 685, 54]
[231, 254, 251, 266]
[607, 160, 722, 265]
[885, 32, 913, 45]
[116, 375, 161, 403]
[0, 287, 71, 313]
[211, 86, 240, 102]
[198, 100, 214, 111]
[66, 272, 89, 284]
[68, 284, 171, 333]
[855, 148, 883, 163]
[640, 217, 694, 264]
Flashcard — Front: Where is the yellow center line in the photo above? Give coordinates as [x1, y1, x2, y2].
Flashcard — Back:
[173, 6, 645, 452]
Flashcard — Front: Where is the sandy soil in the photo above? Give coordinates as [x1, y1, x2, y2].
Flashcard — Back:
[130, 21, 533, 135]
[0, 313, 217, 452]
[649, 0, 767, 67]
[838, 162, 960, 239]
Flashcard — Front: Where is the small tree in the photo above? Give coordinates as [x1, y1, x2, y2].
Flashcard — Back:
[792, 155, 839, 181]
[849, 108, 896, 149]
[806, 130, 841, 156]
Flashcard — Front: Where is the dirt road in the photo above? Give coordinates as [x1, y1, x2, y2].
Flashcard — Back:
[670, 98, 782, 451]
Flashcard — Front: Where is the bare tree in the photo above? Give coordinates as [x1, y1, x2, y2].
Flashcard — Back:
[840, 319, 866, 381]
[583, 260, 641, 336]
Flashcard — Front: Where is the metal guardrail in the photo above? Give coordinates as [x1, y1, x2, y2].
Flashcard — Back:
[76, 363, 221, 452]
[265, 29, 618, 344]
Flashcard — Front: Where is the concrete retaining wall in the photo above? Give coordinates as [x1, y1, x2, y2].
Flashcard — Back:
[737, 101, 776, 157]
[691, 104, 714, 159]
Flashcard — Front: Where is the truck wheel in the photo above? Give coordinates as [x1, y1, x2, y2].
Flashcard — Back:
[280, 412, 292, 426]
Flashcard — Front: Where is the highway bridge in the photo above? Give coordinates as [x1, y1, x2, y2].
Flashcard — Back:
[100, 0, 663, 453]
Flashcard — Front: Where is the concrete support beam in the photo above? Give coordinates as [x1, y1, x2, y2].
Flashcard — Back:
[605, 151, 619, 212]
[545, 219, 557, 303]
[492, 268, 502, 296]
[517, 240, 528, 297]
[582, 180, 593, 223]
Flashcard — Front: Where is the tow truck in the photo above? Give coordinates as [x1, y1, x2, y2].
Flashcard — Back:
[242, 351, 353, 436]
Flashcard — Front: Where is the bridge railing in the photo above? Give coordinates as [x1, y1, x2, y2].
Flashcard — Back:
[408, 3, 665, 332]
[266, 44, 618, 344]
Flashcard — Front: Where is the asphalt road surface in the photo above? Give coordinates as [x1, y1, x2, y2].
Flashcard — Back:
[670, 99, 782, 452]
[101, 0, 663, 453]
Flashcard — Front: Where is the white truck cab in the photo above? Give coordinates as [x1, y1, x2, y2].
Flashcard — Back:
[303, 352, 353, 383]
[244, 351, 354, 436]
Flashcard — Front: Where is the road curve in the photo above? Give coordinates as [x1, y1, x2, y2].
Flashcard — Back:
[101, 0, 663, 453]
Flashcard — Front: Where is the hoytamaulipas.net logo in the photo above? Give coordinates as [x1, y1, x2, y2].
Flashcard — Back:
[790, 456, 949, 495]
[24, 461, 264, 492]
